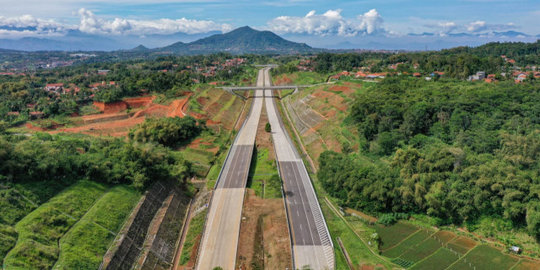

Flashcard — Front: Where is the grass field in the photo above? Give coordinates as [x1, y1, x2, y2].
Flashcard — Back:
[0, 180, 68, 226]
[3, 180, 106, 269]
[320, 199, 394, 269]
[179, 209, 207, 266]
[410, 248, 460, 270]
[247, 148, 281, 198]
[447, 245, 519, 270]
[53, 185, 140, 270]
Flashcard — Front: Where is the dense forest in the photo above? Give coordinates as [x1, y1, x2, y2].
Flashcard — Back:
[313, 41, 540, 78]
[0, 133, 193, 190]
[317, 77, 540, 239]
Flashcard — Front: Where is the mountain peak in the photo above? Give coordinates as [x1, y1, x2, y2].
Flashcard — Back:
[231, 26, 257, 32]
[159, 26, 315, 54]
[131, 44, 149, 51]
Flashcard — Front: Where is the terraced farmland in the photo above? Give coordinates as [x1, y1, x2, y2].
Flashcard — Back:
[374, 221, 540, 270]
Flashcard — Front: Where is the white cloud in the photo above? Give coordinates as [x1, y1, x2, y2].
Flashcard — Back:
[466, 20, 516, 32]
[0, 14, 69, 37]
[77, 8, 232, 35]
[0, 8, 232, 38]
[268, 9, 384, 37]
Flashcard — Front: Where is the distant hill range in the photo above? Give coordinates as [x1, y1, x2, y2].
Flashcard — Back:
[155, 26, 315, 54]
[0, 26, 318, 54]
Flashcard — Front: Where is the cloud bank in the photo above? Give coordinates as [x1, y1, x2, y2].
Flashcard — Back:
[0, 9, 232, 38]
[78, 8, 232, 36]
[268, 9, 384, 36]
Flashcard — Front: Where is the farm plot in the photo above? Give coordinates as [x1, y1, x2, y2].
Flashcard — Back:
[511, 259, 540, 270]
[446, 236, 478, 255]
[399, 231, 456, 264]
[447, 245, 519, 270]
[3, 180, 106, 269]
[382, 229, 433, 258]
[374, 221, 419, 251]
[53, 185, 140, 270]
[410, 248, 460, 270]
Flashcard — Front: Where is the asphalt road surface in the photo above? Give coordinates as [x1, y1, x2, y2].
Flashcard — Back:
[196, 69, 265, 270]
[263, 68, 334, 269]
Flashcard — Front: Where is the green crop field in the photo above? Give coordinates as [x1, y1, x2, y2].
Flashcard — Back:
[374, 221, 419, 251]
[3, 180, 106, 269]
[410, 248, 460, 270]
[400, 236, 444, 263]
[446, 236, 478, 255]
[53, 185, 140, 270]
[447, 245, 519, 270]
[382, 230, 433, 258]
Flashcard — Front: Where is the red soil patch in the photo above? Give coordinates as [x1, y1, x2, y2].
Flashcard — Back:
[93, 101, 128, 114]
[329, 85, 352, 93]
[361, 264, 375, 270]
[54, 94, 191, 138]
[197, 97, 209, 106]
[312, 90, 348, 112]
[189, 112, 205, 120]
[325, 109, 337, 118]
[124, 96, 154, 108]
[53, 117, 145, 137]
[206, 119, 220, 126]
[274, 74, 293, 85]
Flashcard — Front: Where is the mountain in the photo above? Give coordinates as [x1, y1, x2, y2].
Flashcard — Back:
[492, 31, 529, 37]
[158, 26, 316, 54]
[129, 45, 150, 52]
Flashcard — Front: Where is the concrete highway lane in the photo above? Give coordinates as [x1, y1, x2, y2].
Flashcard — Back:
[196, 69, 265, 270]
[263, 68, 334, 269]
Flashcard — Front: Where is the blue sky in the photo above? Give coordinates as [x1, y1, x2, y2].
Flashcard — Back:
[0, 0, 538, 49]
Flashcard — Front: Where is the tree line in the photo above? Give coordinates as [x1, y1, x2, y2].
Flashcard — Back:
[318, 77, 540, 239]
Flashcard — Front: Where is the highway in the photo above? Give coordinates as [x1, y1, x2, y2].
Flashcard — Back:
[263, 68, 334, 269]
[196, 69, 265, 270]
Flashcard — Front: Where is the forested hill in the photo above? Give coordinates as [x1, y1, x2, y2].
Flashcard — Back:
[439, 40, 540, 58]
[158, 26, 316, 55]
[318, 77, 540, 240]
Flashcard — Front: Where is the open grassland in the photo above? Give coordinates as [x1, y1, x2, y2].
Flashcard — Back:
[53, 185, 140, 270]
[410, 248, 460, 270]
[4, 180, 106, 269]
[447, 245, 519, 270]
[247, 148, 281, 198]
[179, 209, 207, 266]
[273, 72, 328, 85]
